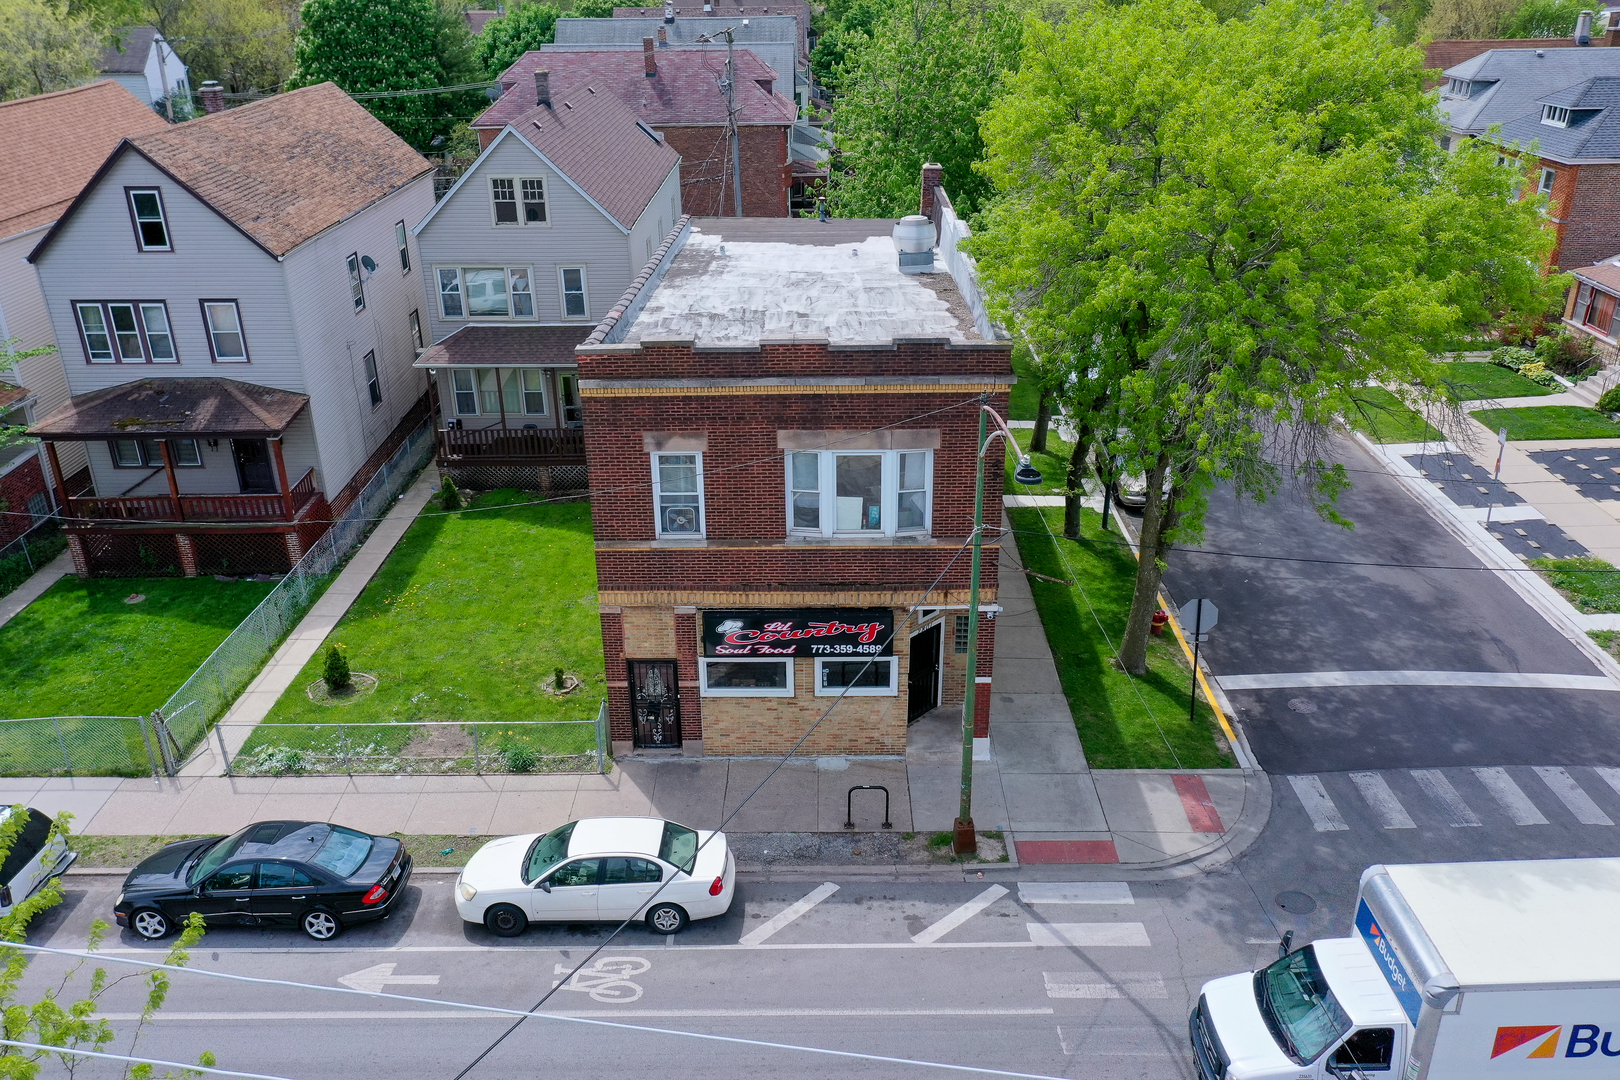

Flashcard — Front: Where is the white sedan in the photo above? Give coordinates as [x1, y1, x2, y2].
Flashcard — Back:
[454, 817, 734, 936]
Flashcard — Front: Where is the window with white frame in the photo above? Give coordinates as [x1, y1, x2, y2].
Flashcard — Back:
[700, 658, 794, 696]
[1539, 167, 1558, 195]
[75, 302, 176, 363]
[109, 438, 202, 467]
[521, 178, 546, 223]
[127, 189, 171, 251]
[201, 300, 248, 361]
[559, 267, 588, 318]
[1447, 78, 1470, 98]
[435, 267, 536, 319]
[491, 177, 518, 224]
[490, 177, 548, 225]
[452, 369, 477, 414]
[815, 656, 897, 696]
[395, 221, 410, 272]
[652, 452, 703, 537]
[347, 252, 365, 311]
[363, 349, 382, 407]
[785, 449, 932, 537]
[449, 368, 547, 416]
[558, 372, 582, 425]
[1542, 104, 1571, 127]
[521, 369, 546, 413]
[409, 309, 423, 350]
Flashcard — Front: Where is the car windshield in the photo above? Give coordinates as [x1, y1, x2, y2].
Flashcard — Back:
[309, 826, 373, 879]
[1254, 946, 1351, 1064]
[523, 822, 576, 883]
[659, 821, 699, 874]
[187, 825, 254, 885]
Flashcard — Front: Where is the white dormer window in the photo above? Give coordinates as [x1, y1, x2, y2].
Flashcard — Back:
[1447, 78, 1471, 97]
[1543, 104, 1571, 127]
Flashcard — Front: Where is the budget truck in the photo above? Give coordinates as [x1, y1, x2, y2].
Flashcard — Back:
[1190, 858, 1620, 1079]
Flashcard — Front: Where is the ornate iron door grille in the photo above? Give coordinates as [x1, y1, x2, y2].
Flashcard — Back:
[630, 660, 681, 749]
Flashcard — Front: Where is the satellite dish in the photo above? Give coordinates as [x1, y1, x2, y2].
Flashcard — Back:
[360, 255, 378, 274]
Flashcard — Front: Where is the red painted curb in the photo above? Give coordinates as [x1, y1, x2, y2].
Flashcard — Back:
[1173, 773, 1224, 834]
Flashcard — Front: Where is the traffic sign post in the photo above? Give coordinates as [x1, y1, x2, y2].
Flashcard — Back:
[1178, 598, 1218, 726]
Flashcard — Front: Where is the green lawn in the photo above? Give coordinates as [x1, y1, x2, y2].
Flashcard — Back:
[1533, 556, 1620, 614]
[1009, 345, 1042, 422]
[243, 491, 603, 772]
[1471, 406, 1620, 441]
[1007, 506, 1234, 769]
[1346, 388, 1444, 443]
[0, 576, 276, 719]
[1005, 432, 1081, 497]
[1435, 361, 1557, 402]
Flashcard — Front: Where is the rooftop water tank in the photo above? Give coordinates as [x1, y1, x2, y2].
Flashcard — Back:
[894, 215, 935, 274]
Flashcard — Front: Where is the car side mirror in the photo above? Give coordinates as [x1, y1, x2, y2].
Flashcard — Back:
[536, 879, 551, 893]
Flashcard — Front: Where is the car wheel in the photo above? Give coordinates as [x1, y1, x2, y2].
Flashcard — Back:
[484, 903, 528, 937]
[301, 908, 342, 941]
[645, 903, 687, 934]
[131, 908, 170, 940]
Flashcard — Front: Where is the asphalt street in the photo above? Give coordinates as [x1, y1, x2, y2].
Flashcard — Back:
[1156, 435, 1620, 772]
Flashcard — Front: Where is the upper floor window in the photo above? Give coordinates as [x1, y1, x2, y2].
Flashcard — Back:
[347, 252, 365, 312]
[1446, 78, 1470, 97]
[436, 267, 534, 319]
[201, 300, 248, 362]
[395, 221, 410, 273]
[363, 349, 382, 407]
[127, 189, 170, 251]
[75, 301, 176, 363]
[652, 452, 703, 537]
[409, 309, 423, 350]
[786, 449, 932, 538]
[1542, 104, 1571, 127]
[490, 177, 547, 225]
[1539, 167, 1557, 195]
[559, 267, 588, 318]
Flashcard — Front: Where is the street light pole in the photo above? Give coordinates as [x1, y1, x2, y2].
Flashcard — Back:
[955, 399, 1042, 856]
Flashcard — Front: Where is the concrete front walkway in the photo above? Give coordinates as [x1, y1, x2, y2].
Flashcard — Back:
[0, 550, 73, 630]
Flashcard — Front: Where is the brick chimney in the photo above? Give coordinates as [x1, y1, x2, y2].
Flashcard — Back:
[657, 26, 669, 45]
[199, 80, 225, 115]
[920, 161, 943, 219]
[644, 37, 657, 76]
[534, 68, 551, 107]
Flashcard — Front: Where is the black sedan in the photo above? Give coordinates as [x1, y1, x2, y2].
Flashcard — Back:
[114, 820, 412, 941]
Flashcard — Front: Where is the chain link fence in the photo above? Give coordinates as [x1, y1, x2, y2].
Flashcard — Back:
[0, 515, 67, 600]
[157, 421, 434, 763]
[0, 715, 162, 777]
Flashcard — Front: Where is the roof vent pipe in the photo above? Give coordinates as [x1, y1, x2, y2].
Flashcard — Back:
[1577, 9, 1594, 43]
[664, 3, 675, 21]
[534, 68, 551, 107]
[894, 215, 935, 274]
[644, 37, 657, 76]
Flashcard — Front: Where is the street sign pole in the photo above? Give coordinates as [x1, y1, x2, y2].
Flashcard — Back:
[1485, 427, 1508, 526]
[1189, 598, 1203, 726]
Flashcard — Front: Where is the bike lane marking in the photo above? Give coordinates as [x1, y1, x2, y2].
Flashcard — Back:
[911, 885, 1009, 945]
[739, 881, 839, 947]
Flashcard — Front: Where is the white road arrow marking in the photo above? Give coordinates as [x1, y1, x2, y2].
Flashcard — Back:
[337, 963, 441, 993]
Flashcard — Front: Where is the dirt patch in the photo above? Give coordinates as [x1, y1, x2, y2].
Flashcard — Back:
[306, 672, 379, 705]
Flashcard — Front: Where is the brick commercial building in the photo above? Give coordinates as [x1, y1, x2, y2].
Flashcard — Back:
[575, 178, 1011, 757]
[473, 42, 798, 217]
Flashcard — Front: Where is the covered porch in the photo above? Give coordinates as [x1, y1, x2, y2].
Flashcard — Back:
[28, 378, 331, 578]
[416, 324, 589, 490]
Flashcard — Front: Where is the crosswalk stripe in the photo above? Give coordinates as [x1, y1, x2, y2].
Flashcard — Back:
[1592, 766, 1620, 801]
[1410, 770, 1482, 826]
[1028, 923, 1152, 947]
[1043, 972, 1167, 999]
[1287, 775, 1349, 831]
[1534, 767, 1615, 826]
[1349, 772, 1416, 829]
[911, 884, 1008, 945]
[1472, 767, 1549, 825]
[739, 882, 839, 947]
[1018, 882, 1133, 905]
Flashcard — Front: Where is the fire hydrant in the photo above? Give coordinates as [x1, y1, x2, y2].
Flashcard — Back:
[1150, 609, 1169, 636]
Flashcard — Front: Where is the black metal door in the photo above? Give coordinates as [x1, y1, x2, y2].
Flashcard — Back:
[907, 624, 942, 721]
[232, 439, 275, 493]
[630, 660, 681, 748]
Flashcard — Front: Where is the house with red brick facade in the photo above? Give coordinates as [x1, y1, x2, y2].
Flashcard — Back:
[1561, 255, 1620, 362]
[575, 179, 1010, 758]
[473, 41, 798, 217]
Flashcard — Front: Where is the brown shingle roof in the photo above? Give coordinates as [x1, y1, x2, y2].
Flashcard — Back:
[413, 324, 593, 368]
[98, 27, 159, 74]
[71, 82, 433, 259]
[0, 385, 30, 411]
[0, 81, 170, 240]
[466, 9, 500, 33]
[1575, 260, 1620, 293]
[476, 47, 797, 130]
[28, 378, 310, 439]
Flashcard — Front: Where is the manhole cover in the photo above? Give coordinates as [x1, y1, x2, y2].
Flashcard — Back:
[1287, 697, 1317, 714]
[1275, 890, 1317, 914]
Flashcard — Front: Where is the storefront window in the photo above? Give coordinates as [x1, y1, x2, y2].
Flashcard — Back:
[700, 658, 793, 696]
[816, 657, 897, 696]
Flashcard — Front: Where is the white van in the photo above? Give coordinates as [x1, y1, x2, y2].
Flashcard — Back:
[0, 807, 76, 916]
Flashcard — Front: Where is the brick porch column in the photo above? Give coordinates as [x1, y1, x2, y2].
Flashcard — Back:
[284, 530, 305, 566]
[174, 534, 198, 577]
[66, 533, 89, 577]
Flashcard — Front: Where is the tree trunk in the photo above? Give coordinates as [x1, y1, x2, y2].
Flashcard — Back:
[1062, 423, 1092, 539]
[1031, 385, 1051, 453]
[1117, 455, 1174, 675]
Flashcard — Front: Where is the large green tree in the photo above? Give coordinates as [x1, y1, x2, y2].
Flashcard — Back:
[0, 0, 101, 101]
[969, 0, 1560, 674]
[475, 1, 559, 78]
[821, 0, 1020, 217]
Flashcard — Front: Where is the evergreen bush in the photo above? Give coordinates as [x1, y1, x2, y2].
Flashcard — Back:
[440, 474, 463, 510]
[324, 643, 352, 693]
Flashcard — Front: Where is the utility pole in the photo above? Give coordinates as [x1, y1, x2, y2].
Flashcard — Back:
[155, 33, 175, 121]
[723, 27, 742, 217]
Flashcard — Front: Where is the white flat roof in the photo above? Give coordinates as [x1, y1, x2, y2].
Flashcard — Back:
[621, 220, 983, 346]
[1386, 858, 1620, 988]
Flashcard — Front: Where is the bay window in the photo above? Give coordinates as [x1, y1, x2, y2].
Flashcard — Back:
[785, 449, 932, 537]
[700, 658, 793, 697]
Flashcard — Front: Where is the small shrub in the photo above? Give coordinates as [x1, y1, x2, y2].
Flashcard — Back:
[439, 475, 463, 510]
[323, 643, 352, 693]
[1490, 345, 1535, 371]
[927, 831, 953, 849]
[554, 667, 567, 690]
[241, 745, 306, 775]
[503, 744, 537, 772]
[1598, 387, 1620, 413]
[1534, 331, 1598, 380]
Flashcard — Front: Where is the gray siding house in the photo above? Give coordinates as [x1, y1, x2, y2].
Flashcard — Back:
[27, 82, 435, 578]
[412, 75, 680, 490]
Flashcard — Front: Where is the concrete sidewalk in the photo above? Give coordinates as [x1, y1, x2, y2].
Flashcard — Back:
[0, 549, 73, 631]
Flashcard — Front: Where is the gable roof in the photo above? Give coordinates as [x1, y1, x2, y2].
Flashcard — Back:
[1496, 75, 1620, 160]
[1575, 256, 1620, 293]
[0, 81, 170, 240]
[475, 46, 797, 130]
[466, 9, 499, 33]
[99, 27, 159, 74]
[553, 15, 804, 80]
[1441, 47, 1620, 134]
[31, 82, 433, 262]
[419, 81, 679, 233]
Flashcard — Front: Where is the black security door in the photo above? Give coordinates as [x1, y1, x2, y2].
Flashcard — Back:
[630, 660, 681, 748]
[907, 624, 942, 721]
[232, 439, 276, 493]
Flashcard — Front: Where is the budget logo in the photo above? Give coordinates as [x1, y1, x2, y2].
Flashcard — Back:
[1492, 1026, 1562, 1060]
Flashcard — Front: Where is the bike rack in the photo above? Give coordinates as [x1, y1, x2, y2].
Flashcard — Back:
[844, 784, 893, 830]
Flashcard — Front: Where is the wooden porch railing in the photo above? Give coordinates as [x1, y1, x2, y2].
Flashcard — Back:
[69, 468, 320, 523]
[436, 426, 587, 465]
